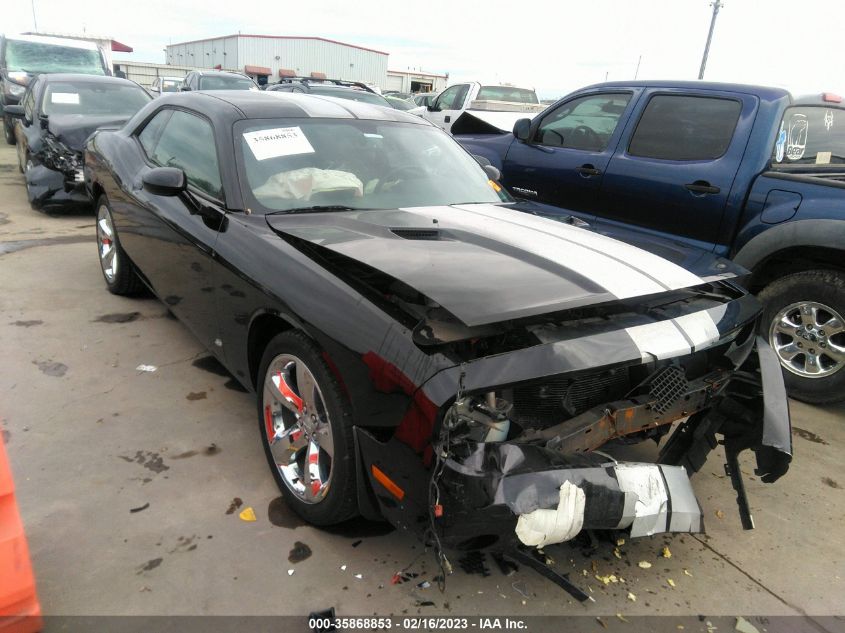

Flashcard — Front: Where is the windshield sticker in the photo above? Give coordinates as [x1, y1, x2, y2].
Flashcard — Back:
[824, 109, 834, 132]
[51, 92, 80, 105]
[243, 127, 315, 161]
[816, 151, 832, 165]
[775, 124, 786, 162]
[785, 113, 808, 161]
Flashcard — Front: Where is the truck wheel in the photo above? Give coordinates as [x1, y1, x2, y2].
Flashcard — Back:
[257, 330, 358, 526]
[758, 270, 845, 404]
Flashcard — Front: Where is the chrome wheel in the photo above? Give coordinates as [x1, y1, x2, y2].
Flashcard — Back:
[96, 204, 118, 283]
[262, 354, 334, 504]
[770, 300, 845, 378]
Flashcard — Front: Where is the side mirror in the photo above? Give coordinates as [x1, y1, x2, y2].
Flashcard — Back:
[1, 104, 24, 118]
[482, 164, 501, 182]
[513, 118, 531, 142]
[142, 167, 187, 196]
[427, 103, 439, 112]
[180, 85, 191, 92]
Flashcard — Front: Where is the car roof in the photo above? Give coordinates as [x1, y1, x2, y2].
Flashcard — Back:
[196, 70, 251, 79]
[155, 90, 430, 125]
[579, 80, 791, 101]
[4, 34, 100, 50]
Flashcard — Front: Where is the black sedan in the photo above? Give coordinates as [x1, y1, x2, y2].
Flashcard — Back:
[84, 91, 790, 579]
[4, 73, 150, 210]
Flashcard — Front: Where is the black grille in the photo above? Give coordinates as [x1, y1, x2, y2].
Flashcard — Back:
[511, 367, 630, 428]
[390, 228, 441, 240]
[648, 365, 688, 414]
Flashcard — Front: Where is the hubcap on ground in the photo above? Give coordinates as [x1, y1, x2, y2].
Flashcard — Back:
[770, 300, 845, 378]
[96, 205, 118, 282]
[262, 354, 334, 503]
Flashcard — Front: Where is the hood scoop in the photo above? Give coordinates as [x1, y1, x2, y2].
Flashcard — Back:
[390, 228, 442, 241]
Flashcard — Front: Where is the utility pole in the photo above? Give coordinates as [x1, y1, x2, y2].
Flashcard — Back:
[31, 0, 38, 31]
[698, 0, 723, 80]
[634, 55, 642, 80]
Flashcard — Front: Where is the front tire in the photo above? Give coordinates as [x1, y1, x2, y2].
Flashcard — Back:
[96, 196, 144, 295]
[758, 269, 845, 404]
[257, 330, 358, 526]
[4, 116, 16, 145]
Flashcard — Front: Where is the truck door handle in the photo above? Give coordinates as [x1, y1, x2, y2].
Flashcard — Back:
[685, 181, 721, 195]
[576, 164, 601, 177]
[445, 115, 451, 123]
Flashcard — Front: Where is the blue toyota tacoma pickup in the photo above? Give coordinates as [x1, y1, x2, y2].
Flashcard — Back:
[457, 80, 845, 404]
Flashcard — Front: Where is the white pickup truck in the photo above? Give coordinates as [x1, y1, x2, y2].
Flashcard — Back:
[420, 82, 546, 134]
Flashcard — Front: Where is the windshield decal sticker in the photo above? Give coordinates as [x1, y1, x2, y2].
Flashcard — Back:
[243, 127, 315, 161]
[785, 113, 808, 161]
[824, 109, 834, 132]
[51, 92, 80, 105]
[816, 151, 832, 165]
[775, 124, 786, 162]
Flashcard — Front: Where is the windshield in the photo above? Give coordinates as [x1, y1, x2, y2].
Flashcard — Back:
[308, 87, 390, 107]
[236, 118, 511, 213]
[42, 82, 151, 117]
[385, 96, 415, 111]
[772, 106, 845, 167]
[477, 86, 539, 104]
[161, 79, 182, 92]
[199, 75, 255, 90]
[5, 39, 105, 75]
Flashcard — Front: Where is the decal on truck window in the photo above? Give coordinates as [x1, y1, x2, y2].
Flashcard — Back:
[824, 109, 834, 132]
[775, 124, 786, 162]
[243, 126, 315, 161]
[785, 113, 808, 161]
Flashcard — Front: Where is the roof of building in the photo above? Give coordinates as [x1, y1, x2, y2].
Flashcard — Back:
[168, 34, 388, 56]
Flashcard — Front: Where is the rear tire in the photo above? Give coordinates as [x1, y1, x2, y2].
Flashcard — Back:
[758, 269, 845, 404]
[95, 195, 145, 296]
[257, 330, 358, 526]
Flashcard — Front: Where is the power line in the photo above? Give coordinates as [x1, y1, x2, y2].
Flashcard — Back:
[698, 0, 723, 80]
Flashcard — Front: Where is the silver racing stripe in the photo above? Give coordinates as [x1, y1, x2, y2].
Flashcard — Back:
[625, 310, 722, 360]
[448, 204, 705, 297]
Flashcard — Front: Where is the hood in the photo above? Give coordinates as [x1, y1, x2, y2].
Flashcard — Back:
[47, 114, 131, 150]
[451, 110, 538, 135]
[266, 203, 739, 327]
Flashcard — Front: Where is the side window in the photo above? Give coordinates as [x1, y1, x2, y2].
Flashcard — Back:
[535, 93, 632, 151]
[150, 110, 223, 199]
[138, 109, 173, 157]
[628, 95, 741, 160]
[435, 84, 468, 110]
[22, 82, 37, 121]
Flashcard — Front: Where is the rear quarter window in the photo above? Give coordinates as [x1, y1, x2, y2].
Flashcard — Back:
[628, 95, 741, 161]
[772, 106, 845, 166]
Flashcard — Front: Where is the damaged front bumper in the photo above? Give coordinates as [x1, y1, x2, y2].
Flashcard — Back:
[27, 141, 88, 209]
[357, 336, 792, 552]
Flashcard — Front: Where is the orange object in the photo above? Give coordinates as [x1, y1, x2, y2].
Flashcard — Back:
[0, 436, 41, 633]
[371, 464, 405, 501]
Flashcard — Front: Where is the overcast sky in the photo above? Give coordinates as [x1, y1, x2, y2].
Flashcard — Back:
[5, 0, 844, 98]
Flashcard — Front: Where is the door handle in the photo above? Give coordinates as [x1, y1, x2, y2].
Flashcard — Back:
[445, 115, 451, 123]
[684, 181, 721, 195]
[576, 164, 601, 177]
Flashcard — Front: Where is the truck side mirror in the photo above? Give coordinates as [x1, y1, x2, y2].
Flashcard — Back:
[513, 118, 531, 142]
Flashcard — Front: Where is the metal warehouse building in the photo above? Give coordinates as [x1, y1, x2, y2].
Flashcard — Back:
[165, 34, 388, 87]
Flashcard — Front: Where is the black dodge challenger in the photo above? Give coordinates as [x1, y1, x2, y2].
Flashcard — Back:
[84, 91, 791, 584]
